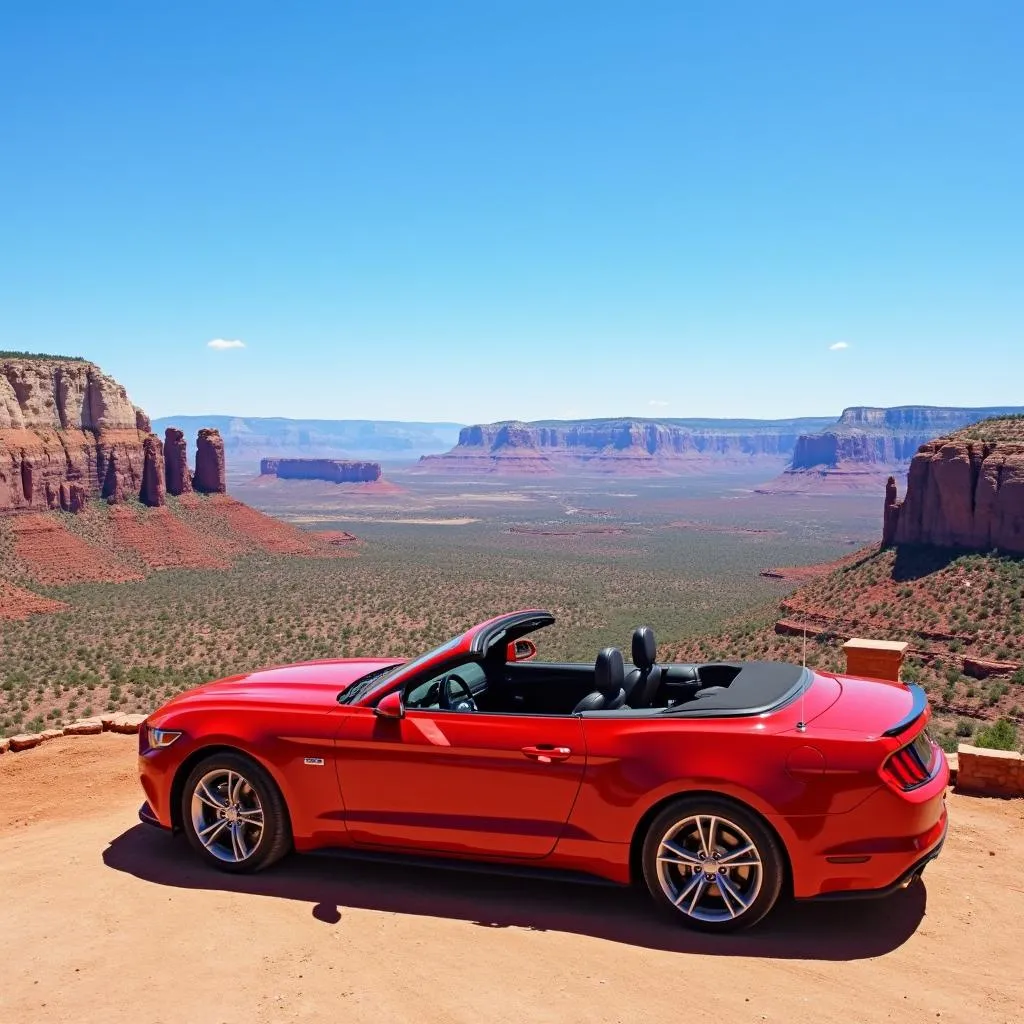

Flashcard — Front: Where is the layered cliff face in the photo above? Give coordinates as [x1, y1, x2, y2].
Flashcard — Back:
[885, 422, 1024, 553]
[418, 417, 834, 475]
[0, 358, 225, 513]
[764, 405, 1024, 493]
[837, 405, 1024, 432]
[260, 458, 382, 483]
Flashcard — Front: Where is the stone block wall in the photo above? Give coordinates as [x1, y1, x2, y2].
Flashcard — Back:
[955, 744, 1024, 798]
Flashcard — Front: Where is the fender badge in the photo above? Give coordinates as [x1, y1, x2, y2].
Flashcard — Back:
[303, 757, 325, 766]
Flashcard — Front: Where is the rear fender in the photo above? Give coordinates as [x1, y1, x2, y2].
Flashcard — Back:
[630, 778, 803, 860]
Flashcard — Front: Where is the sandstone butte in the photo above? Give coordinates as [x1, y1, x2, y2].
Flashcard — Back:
[760, 404, 1024, 493]
[260, 457, 382, 483]
[0, 356, 226, 512]
[882, 418, 1024, 554]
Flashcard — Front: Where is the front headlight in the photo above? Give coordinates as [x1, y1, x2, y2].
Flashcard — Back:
[147, 727, 182, 749]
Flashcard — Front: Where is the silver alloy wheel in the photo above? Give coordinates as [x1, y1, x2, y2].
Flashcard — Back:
[190, 768, 265, 864]
[655, 813, 764, 923]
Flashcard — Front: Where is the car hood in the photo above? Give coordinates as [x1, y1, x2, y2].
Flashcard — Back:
[158, 658, 404, 712]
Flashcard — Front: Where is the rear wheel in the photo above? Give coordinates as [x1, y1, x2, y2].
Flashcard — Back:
[641, 796, 784, 932]
[181, 752, 291, 873]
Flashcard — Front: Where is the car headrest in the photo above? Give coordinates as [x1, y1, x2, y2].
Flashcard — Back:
[595, 646, 625, 694]
[631, 626, 656, 669]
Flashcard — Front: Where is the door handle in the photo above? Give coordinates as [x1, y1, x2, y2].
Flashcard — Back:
[521, 745, 572, 763]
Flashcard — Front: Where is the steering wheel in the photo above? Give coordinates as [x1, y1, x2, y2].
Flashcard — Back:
[438, 673, 477, 712]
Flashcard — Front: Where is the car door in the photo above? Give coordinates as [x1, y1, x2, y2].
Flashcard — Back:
[333, 662, 586, 858]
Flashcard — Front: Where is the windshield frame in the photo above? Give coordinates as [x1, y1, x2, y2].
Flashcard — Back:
[336, 632, 467, 705]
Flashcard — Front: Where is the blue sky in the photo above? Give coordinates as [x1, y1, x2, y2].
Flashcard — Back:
[1, 1, 1021, 423]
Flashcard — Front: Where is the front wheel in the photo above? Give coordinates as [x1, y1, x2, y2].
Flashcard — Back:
[641, 796, 785, 932]
[181, 752, 291, 873]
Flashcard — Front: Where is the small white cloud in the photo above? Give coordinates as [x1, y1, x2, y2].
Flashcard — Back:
[648, 399, 670, 407]
[829, 341, 849, 351]
[207, 338, 246, 350]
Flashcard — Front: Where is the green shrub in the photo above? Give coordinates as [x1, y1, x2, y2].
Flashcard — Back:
[974, 718, 1019, 751]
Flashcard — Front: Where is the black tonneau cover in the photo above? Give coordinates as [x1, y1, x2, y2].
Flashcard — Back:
[666, 661, 808, 717]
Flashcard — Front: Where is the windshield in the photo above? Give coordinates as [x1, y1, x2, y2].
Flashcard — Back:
[337, 632, 466, 704]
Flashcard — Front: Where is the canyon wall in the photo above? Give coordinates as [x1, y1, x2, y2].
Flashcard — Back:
[0, 357, 225, 512]
[885, 433, 1024, 554]
[418, 417, 835, 474]
[260, 458, 382, 483]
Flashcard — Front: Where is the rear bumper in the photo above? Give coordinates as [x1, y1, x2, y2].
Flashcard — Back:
[785, 772, 949, 899]
[800, 811, 947, 901]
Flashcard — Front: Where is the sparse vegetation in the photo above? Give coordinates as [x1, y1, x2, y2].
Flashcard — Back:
[0, 351, 87, 361]
[2, 476, 1022, 751]
[0, 474, 873, 736]
[954, 415, 1024, 444]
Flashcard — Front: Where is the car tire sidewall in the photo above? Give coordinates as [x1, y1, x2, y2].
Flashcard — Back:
[641, 796, 785, 933]
[181, 752, 291, 874]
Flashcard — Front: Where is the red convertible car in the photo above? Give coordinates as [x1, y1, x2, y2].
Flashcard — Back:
[138, 609, 948, 932]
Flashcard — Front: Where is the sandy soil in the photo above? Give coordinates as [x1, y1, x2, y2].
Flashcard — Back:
[2, 735, 1022, 1024]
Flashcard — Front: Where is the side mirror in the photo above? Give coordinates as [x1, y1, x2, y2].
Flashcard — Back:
[507, 638, 538, 663]
[374, 690, 405, 719]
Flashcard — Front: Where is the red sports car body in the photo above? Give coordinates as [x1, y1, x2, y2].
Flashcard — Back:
[138, 610, 948, 931]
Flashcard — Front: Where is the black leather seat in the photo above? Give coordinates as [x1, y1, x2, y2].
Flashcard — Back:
[572, 647, 627, 713]
[624, 626, 663, 707]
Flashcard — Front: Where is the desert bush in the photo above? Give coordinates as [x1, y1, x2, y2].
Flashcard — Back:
[974, 718, 1018, 751]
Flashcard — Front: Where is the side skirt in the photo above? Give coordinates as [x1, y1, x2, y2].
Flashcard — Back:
[306, 846, 623, 887]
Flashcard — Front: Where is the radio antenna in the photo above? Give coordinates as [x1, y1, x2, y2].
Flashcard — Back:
[797, 623, 808, 732]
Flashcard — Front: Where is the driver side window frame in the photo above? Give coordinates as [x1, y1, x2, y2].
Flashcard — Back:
[399, 655, 489, 712]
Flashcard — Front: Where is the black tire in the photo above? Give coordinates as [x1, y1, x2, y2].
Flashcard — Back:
[180, 752, 291, 873]
[641, 796, 785, 933]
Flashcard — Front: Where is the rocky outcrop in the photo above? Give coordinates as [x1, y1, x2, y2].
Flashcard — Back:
[418, 417, 835, 474]
[260, 458, 382, 483]
[0, 358, 138, 431]
[193, 428, 226, 493]
[962, 657, 1021, 679]
[886, 437, 1024, 554]
[1, 357, 226, 513]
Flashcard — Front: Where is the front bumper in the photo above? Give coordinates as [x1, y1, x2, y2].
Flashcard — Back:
[138, 801, 171, 831]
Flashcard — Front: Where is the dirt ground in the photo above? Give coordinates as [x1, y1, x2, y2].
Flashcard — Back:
[1, 735, 1022, 1024]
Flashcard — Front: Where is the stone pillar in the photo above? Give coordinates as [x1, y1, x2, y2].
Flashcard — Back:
[193, 428, 226, 494]
[843, 638, 909, 683]
[164, 428, 193, 496]
[140, 434, 166, 507]
[882, 476, 901, 548]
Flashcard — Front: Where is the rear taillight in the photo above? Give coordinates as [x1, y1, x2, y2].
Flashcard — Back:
[882, 730, 938, 790]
